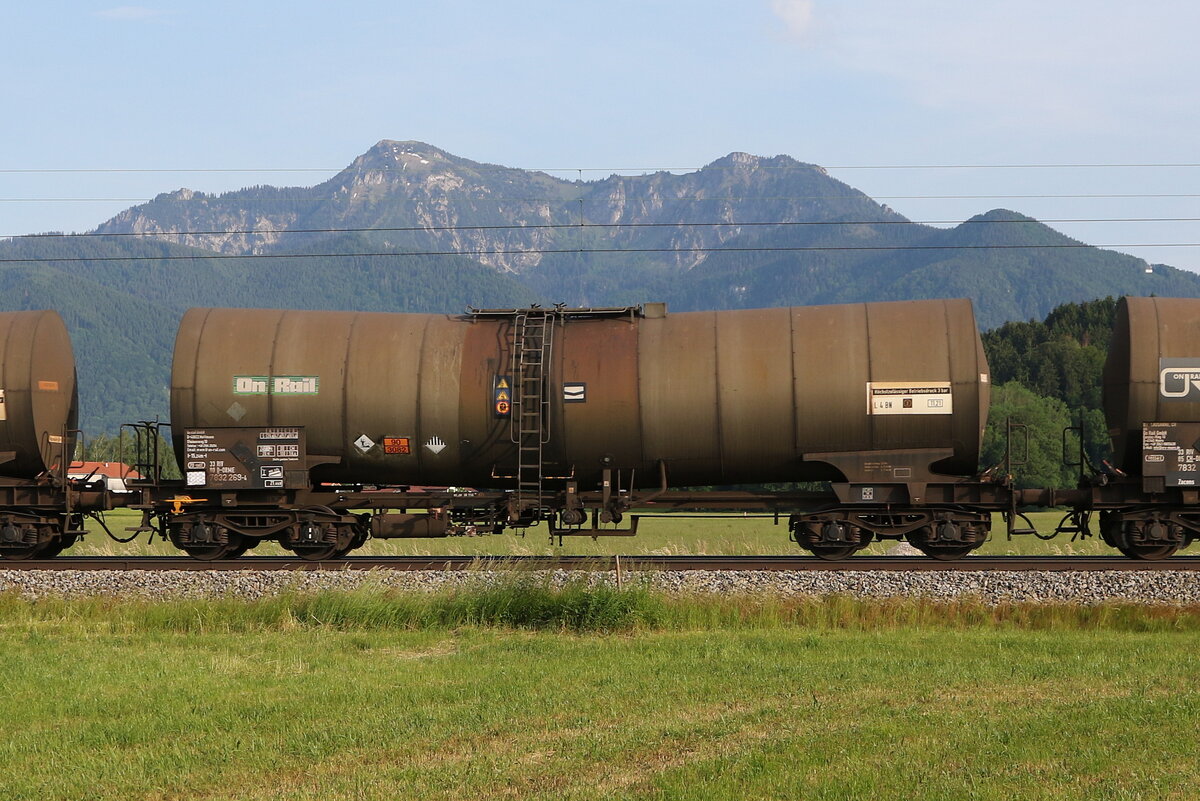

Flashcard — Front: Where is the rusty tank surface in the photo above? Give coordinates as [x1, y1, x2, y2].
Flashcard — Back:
[171, 299, 989, 490]
[1103, 296, 1200, 473]
[0, 310, 78, 478]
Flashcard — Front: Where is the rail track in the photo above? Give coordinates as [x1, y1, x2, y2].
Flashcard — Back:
[5, 555, 1200, 571]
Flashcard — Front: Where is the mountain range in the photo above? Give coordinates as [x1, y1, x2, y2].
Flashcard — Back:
[5, 139, 1200, 432]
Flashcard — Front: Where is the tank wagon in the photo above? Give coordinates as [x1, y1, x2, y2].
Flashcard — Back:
[137, 299, 1026, 560]
[0, 311, 120, 559]
[1054, 296, 1200, 558]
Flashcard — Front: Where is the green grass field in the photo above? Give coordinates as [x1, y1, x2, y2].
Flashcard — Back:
[68, 508, 1145, 558]
[1, 587, 1199, 800]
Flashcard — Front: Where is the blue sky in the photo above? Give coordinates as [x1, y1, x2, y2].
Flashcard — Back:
[4, 1, 1199, 270]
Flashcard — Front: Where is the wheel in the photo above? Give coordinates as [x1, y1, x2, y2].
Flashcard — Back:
[905, 522, 981, 561]
[912, 544, 974, 561]
[170, 526, 235, 561]
[169, 522, 245, 561]
[806, 545, 860, 561]
[221, 539, 251, 559]
[1099, 512, 1123, 549]
[288, 522, 357, 560]
[30, 533, 78, 559]
[181, 544, 236, 561]
[793, 519, 870, 560]
[290, 544, 342, 561]
[185, 532, 252, 560]
[1116, 544, 1180, 561]
[330, 524, 368, 557]
[0, 545, 42, 561]
[0, 524, 58, 560]
[1102, 513, 1181, 560]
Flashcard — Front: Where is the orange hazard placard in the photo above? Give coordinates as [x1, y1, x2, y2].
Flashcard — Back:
[383, 436, 411, 455]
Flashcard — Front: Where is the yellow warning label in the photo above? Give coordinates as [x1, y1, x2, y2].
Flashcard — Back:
[496, 377, 509, 389]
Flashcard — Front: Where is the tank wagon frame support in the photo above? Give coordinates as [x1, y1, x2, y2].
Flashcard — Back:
[126, 470, 1028, 561]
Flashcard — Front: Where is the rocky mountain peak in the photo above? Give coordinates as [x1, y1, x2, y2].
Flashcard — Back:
[702, 151, 815, 174]
[354, 140, 454, 171]
[76, 139, 1182, 322]
[163, 188, 199, 201]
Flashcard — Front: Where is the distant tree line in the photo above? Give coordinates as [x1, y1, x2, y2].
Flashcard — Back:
[980, 297, 1117, 488]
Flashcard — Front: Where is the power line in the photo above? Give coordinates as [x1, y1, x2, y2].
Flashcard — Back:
[5, 216, 1200, 242]
[0, 243, 1194, 265]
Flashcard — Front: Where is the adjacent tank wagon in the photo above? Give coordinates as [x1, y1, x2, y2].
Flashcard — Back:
[0, 310, 78, 477]
[0, 311, 117, 559]
[1065, 296, 1200, 558]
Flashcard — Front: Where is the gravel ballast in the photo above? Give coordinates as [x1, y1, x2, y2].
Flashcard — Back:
[2, 568, 1200, 605]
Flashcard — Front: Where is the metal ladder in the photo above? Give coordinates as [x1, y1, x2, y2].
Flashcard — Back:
[510, 310, 556, 513]
[467, 304, 644, 520]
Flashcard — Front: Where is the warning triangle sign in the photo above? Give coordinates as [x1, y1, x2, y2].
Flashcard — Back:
[496, 390, 510, 401]
[496, 377, 510, 389]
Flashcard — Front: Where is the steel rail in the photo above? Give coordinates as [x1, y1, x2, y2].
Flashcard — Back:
[4, 555, 1200, 572]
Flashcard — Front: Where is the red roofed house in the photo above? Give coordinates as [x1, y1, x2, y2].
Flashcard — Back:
[68, 462, 142, 493]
